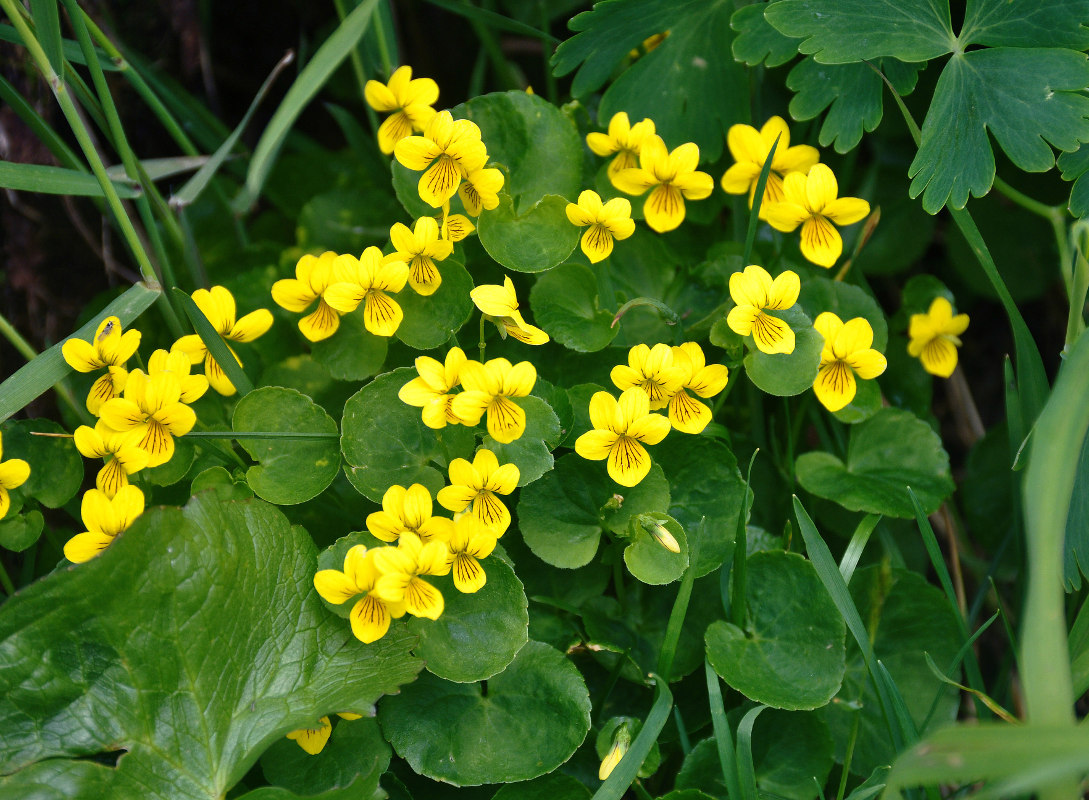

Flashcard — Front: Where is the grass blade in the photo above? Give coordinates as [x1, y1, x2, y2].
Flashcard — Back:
[172, 288, 255, 397]
[29, 0, 63, 75]
[420, 0, 559, 43]
[0, 161, 140, 198]
[0, 22, 118, 70]
[706, 660, 744, 800]
[839, 514, 879, 584]
[657, 517, 703, 681]
[923, 653, 1015, 723]
[742, 134, 779, 265]
[736, 705, 768, 800]
[592, 674, 673, 800]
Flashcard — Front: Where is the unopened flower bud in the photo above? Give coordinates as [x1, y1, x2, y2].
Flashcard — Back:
[642, 518, 680, 553]
[599, 725, 632, 780]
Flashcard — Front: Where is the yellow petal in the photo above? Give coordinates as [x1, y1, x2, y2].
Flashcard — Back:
[418, 156, 462, 207]
[349, 594, 392, 643]
[575, 429, 618, 461]
[231, 309, 274, 343]
[823, 196, 870, 226]
[394, 135, 442, 171]
[0, 458, 30, 490]
[62, 338, 102, 372]
[486, 396, 526, 444]
[64, 530, 116, 563]
[363, 292, 403, 337]
[751, 312, 796, 355]
[814, 360, 856, 412]
[643, 184, 686, 233]
[315, 569, 361, 605]
[581, 225, 615, 263]
[403, 576, 444, 619]
[451, 553, 487, 593]
[669, 390, 712, 434]
[920, 337, 959, 378]
[799, 215, 843, 268]
[286, 718, 332, 755]
[299, 301, 341, 342]
[607, 436, 652, 487]
[805, 163, 839, 213]
[767, 270, 801, 310]
[378, 111, 414, 155]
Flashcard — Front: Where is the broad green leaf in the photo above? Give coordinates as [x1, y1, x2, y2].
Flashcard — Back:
[1058, 143, 1089, 217]
[823, 565, 961, 777]
[491, 771, 592, 800]
[482, 396, 561, 487]
[143, 434, 196, 487]
[218, 775, 383, 800]
[787, 58, 920, 153]
[731, 3, 801, 68]
[0, 161, 140, 198]
[390, 159, 434, 219]
[457, 90, 581, 211]
[406, 555, 528, 682]
[796, 407, 954, 517]
[0, 492, 422, 799]
[296, 188, 403, 254]
[394, 255, 474, 350]
[798, 277, 889, 352]
[379, 641, 590, 785]
[0, 282, 159, 423]
[0, 419, 82, 509]
[190, 466, 255, 502]
[743, 310, 823, 397]
[259, 716, 389, 797]
[909, 49, 1089, 214]
[598, 0, 747, 162]
[310, 307, 389, 381]
[959, 0, 1089, 49]
[529, 262, 618, 352]
[518, 453, 670, 569]
[764, 0, 956, 63]
[1063, 433, 1089, 590]
[623, 512, 689, 585]
[0, 510, 44, 552]
[706, 551, 846, 710]
[831, 376, 883, 425]
[340, 368, 475, 502]
[654, 435, 747, 577]
[233, 387, 340, 505]
[478, 193, 580, 273]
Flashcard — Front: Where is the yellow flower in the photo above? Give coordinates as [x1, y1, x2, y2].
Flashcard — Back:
[371, 532, 451, 620]
[812, 313, 888, 412]
[445, 514, 497, 593]
[907, 297, 969, 378]
[285, 717, 332, 755]
[764, 164, 870, 268]
[610, 343, 685, 410]
[0, 433, 30, 520]
[390, 217, 454, 296]
[437, 448, 519, 535]
[469, 276, 549, 345]
[366, 483, 455, 544]
[394, 110, 489, 208]
[62, 316, 141, 414]
[726, 265, 800, 355]
[271, 251, 347, 342]
[599, 724, 632, 780]
[364, 65, 439, 155]
[452, 358, 537, 444]
[720, 116, 820, 217]
[314, 544, 406, 644]
[147, 348, 209, 405]
[73, 421, 149, 498]
[667, 342, 729, 434]
[398, 347, 467, 429]
[458, 167, 505, 216]
[566, 190, 636, 263]
[437, 207, 475, 242]
[611, 134, 714, 233]
[98, 369, 197, 468]
[586, 112, 656, 179]
[323, 248, 410, 337]
[62, 485, 144, 563]
[173, 286, 273, 396]
[574, 388, 671, 487]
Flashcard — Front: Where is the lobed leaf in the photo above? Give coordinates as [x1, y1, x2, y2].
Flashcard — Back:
[731, 3, 801, 68]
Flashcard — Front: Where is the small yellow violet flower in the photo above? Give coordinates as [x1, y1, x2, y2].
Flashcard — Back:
[285, 717, 332, 755]
[611, 134, 714, 233]
[271, 251, 347, 342]
[574, 388, 671, 488]
[98, 370, 197, 468]
[452, 358, 537, 444]
[458, 166, 505, 217]
[667, 342, 729, 434]
[726, 265, 800, 355]
[394, 110, 489, 208]
[147, 348, 209, 405]
[63, 485, 144, 563]
[323, 248, 410, 337]
[390, 217, 454, 296]
[366, 483, 455, 544]
[586, 112, 656, 179]
[445, 514, 498, 593]
[398, 347, 467, 429]
[566, 190, 636, 263]
[0, 432, 30, 520]
[371, 532, 452, 620]
[364, 65, 439, 155]
[436, 205, 475, 242]
[62, 316, 141, 414]
[764, 164, 870, 268]
[469, 276, 549, 345]
[610, 343, 685, 410]
[720, 116, 820, 216]
[173, 286, 274, 396]
[314, 544, 407, 644]
[907, 297, 969, 378]
[812, 313, 888, 412]
[437, 448, 520, 535]
[599, 724, 633, 780]
[73, 421, 148, 498]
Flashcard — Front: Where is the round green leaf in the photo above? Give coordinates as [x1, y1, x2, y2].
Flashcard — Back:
[142, 434, 196, 487]
[530, 262, 619, 352]
[407, 554, 528, 682]
[830, 375, 882, 425]
[482, 396, 561, 487]
[654, 436, 746, 576]
[795, 407, 954, 517]
[297, 188, 402, 254]
[706, 551, 846, 710]
[0, 510, 44, 552]
[743, 310, 822, 397]
[491, 771, 592, 800]
[379, 641, 591, 785]
[260, 715, 390, 796]
[311, 307, 388, 380]
[798, 277, 888, 352]
[391, 159, 436, 219]
[190, 467, 254, 502]
[624, 512, 689, 585]
[340, 368, 476, 502]
[0, 419, 82, 509]
[233, 387, 340, 505]
[518, 454, 670, 568]
[478, 194, 580, 273]
[394, 255, 474, 350]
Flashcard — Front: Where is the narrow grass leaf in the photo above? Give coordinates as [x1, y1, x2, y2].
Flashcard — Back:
[105, 156, 210, 183]
[421, 0, 558, 42]
[172, 287, 255, 396]
[923, 653, 1016, 723]
[657, 517, 704, 682]
[705, 661, 744, 800]
[729, 450, 759, 626]
[29, 0, 64, 75]
[839, 514, 879, 584]
[736, 705, 768, 800]
[0, 282, 160, 423]
[0, 23, 117, 70]
[921, 611, 999, 730]
[743, 134, 779, 265]
[593, 674, 673, 800]
[0, 74, 82, 168]
[0, 161, 140, 198]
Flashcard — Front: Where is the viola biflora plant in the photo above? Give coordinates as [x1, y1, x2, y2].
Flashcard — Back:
[2, 1, 1089, 799]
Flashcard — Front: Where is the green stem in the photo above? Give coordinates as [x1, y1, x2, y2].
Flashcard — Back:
[478, 315, 488, 362]
[0, 311, 87, 424]
[0, 557, 15, 596]
[333, 0, 381, 134]
[657, 518, 703, 681]
[372, 0, 394, 75]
